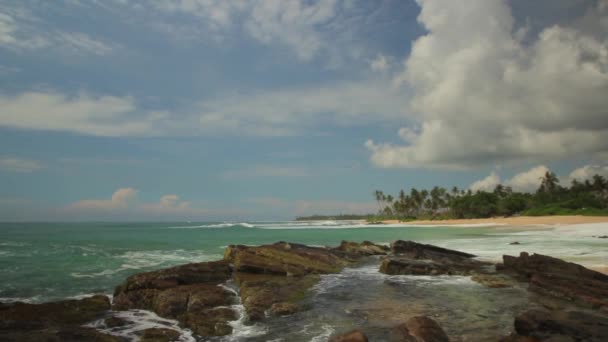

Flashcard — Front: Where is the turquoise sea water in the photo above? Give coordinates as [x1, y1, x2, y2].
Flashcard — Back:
[1, 220, 606, 304]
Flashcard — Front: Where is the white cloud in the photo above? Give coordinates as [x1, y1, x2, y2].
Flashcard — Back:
[469, 171, 500, 192]
[370, 54, 389, 72]
[67, 188, 202, 217]
[68, 188, 138, 211]
[368, 0, 608, 169]
[0, 157, 44, 173]
[569, 165, 608, 182]
[469, 165, 551, 193]
[197, 80, 409, 136]
[244, 0, 338, 61]
[505, 165, 550, 192]
[0, 90, 166, 136]
[0, 10, 115, 55]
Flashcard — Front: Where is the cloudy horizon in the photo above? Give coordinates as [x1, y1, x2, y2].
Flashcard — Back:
[1, 0, 607, 221]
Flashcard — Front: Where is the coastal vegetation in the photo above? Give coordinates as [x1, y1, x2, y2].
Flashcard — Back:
[372, 172, 608, 221]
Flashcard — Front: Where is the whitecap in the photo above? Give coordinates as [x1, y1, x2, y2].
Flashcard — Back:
[87, 309, 195, 342]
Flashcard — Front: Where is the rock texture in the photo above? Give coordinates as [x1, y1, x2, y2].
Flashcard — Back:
[380, 240, 490, 276]
[223, 241, 387, 321]
[500, 252, 608, 309]
[390, 316, 450, 342]
[503, 309, 608, 342]
[329, 329, 369, 342]
[0, 295, 119, 342]
[113, 260, 236, 337]
[332, 240, 390, 257]
[224, 242, 347, 276]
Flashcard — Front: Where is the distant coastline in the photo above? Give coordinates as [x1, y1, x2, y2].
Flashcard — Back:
[380, 215, 608, 227]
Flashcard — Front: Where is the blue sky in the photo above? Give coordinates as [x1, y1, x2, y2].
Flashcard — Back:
[1, 0, 607, 221]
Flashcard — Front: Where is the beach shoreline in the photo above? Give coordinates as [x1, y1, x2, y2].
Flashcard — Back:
[380, 215, 608, 227]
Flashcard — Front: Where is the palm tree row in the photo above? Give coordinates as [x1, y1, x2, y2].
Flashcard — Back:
[374, 172, 608, 219]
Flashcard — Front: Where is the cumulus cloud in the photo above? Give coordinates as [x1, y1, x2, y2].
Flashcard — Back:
[368, 0, 608, 169]
[469, 165, 562, 193]
[469, 171, 500, 192]
[67, 188, 204, 217]
[0, 157, 44, 173]
[68, 188, 138, 211]
[505, 165, 551, 192]
[569, 165, 608, 182]
[0, 90, 168, 136]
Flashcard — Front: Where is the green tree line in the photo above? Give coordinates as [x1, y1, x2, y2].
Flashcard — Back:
[373, 172, 608, 220]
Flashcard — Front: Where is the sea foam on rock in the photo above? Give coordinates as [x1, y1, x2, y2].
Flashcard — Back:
[112, 260, 236, 337]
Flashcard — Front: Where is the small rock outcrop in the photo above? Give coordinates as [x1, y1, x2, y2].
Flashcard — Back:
[390, 316, 450, 342]
[113, 260, 236, 337]
[380, 240, 490, 276]
[224, 242, 347, 276]
[332, 240, 389, 257]
[0, 295, 118, 342]
[499, 252, 608, 309]
[503, 309, 608, 342]
[329, 329, 369, 342]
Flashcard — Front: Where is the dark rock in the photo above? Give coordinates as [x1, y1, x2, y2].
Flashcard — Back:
[234, 272, 320, 321]
[269, 302, 299, 316]
[391, 240, 476, 259]
[510, 241, 521, 245]
[104, 316, 128, 328]
[513, 309, 608, 342]
[113, 260, 231, 296]
[181, 307, 237, 337]
[0, 295, 111, 330]
[112, 261, 236, 338]
[390, 316, 450, 342]
[333, 240, 389, 257]
[501, 252, 608, 309]
[329, 329, 369, 342]
[380, 240, 489, 276]
[139, 327, 181, 342]
[224, 242, 346, 276]
[596, 235, 608, 239]
[0, 296, 118, 342]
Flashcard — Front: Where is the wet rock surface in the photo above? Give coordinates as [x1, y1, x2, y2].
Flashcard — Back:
[0, 295, 119, 342]
[499, 252, 608, 309]
[390, 316, 450, 342]
[329, 329, 370, 342]
[507, 309, 608, 342]
[139, 327, 181, 342]
[380, 240, 491, 276]
[112, 260, 236, 337]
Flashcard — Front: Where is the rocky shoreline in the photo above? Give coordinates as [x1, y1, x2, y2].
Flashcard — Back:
[1, 240, 607, 341]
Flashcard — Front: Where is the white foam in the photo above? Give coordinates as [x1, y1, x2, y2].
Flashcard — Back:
[69, 250, 219, 279]
[87, 309, 195, 342]
[310, 324, 335, 342]
[217, 283, 268, 341]
[0, 295, 41, 303]
[168, 222, 256, 229]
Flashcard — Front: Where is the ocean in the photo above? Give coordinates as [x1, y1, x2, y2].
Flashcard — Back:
[1, 221, 606, 341]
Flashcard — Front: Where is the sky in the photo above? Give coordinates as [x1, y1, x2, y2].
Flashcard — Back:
[0, 0, 607, 221]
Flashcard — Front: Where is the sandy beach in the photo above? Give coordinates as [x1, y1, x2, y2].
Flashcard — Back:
[381, 215, 608, 227]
